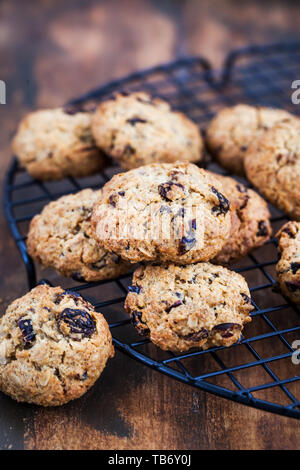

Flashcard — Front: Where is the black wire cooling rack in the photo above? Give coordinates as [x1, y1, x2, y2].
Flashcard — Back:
[4, 43, 300, 419]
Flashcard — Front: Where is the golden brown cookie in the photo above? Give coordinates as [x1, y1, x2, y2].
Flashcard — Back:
[27, 189, 131, 282]
[206, 104, 293, 175]
[125, 263, 253, 352]
[12, 107, 107, 180]
[0, 285, 114, 406]
[91, 92, 203, 170]
[244, 119, 300, 220]
[92, 162, 231, 264]
[276, 221, 300, 303]
[210, 173, 272, 264]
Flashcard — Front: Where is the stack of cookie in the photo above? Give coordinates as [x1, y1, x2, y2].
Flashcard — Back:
[2, 93, 296, 407]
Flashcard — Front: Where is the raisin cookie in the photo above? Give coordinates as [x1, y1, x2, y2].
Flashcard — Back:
[91, 92, 203, 170]
[276, 221, 300, 303]
[244, 119, 300, 220]
[125, 263, 253, 352]
[12, 107, 106, 180]
[210, 173, 272, 264]
[27, 189, 131, 282]
[92, 162, 231, 264]
[206, 104, 293, 175]
[0, 285, 114, 406]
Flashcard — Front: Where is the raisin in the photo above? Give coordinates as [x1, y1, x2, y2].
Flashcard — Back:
[128, 285, 142, 294]
[158, 181, 186, 201]
[179, 235, 196, 254]
[58, 308, 96, 340]
[239, 195, 249, 210]
[240, 145, 248, 152]
[18, 318, 36, 348]
[165, 300, 182, 313]
[71, 272, 86, 282]
[257, 220, 269, 237]
[241, 293, 252, 304]
[131, 310, 149, 336]
[291, 262, 300, 274]
[109, 194, 118, 207]
[55, 290, 82, 305]
[118, 191, 125, 197]
[181, 328, 209, 341]
[211, 186, 230, 216]
[285, 281, 300, 292]
[213, 323, 241, 338]
[236, 184, 248, 194]
[282, 226, 295, 238]
[126, 117, 147, 125]
[123, 144, 135, 155]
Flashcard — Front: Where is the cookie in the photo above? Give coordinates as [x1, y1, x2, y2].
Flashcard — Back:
[91, 92, 203, 170]
[92, 162, 231, 264]
[27, 189, 131, 282]
[12, 107, 107, 180]
[276, 221, 300, 303]
[125, 263, 253, 352]
[0, 285, 114, 406]
[244, 119, 300, 220]
[206, 104, 293, 175]
[209, 173, 272, 264]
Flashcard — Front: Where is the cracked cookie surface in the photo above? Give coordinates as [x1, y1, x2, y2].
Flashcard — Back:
[206, 104, 292, 175]
[276, 221, 300, 303]
[92, 162, 231, 264]
[12, 107, 106, 180]
[244, 119, 300, 220]
[210, 173, 272, 264]
[91, 92, 203, 170]
[0, 285, 114, 406]
[27, 189, 131, 282]
[125, 263, 253, 352]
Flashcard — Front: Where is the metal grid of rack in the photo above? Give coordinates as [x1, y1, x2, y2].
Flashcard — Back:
[4, 43, 300, 418]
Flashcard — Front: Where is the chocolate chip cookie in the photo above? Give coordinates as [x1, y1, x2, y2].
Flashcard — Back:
[244, 119, 300, 220]
[91, 92, 203, 170]
[12, 107, 107, 180]
[92, 162, 231, 264]
[206, 104, 292, 175]
[125, 263, 253, 352]
[27, 189, 131, 282]
[210, 173, 272, 264]
[276, 221, 300, 303]
[0, 285, 114, 406]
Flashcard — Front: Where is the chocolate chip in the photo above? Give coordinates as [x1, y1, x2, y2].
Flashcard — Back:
[158, 181, 186, 201]
[285, 281, 300, 292]
[213, 323, 241, 338]
[126, 117, 147, 125]
[181, 328, 209, 341]
[165, 300, 182, 313]
[256, 220, 269, 237]
[291, 262, 300, 274]
[211, 186, 230, 216]
[58, 308, 96, 340]
[18, 318, 36, 348]
[128, 285, 142, 294]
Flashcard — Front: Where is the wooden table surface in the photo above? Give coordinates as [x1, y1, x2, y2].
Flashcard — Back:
[1, 0, 300, 450]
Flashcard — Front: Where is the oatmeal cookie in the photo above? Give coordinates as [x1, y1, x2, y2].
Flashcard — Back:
[92, 162, 231, 264]
[0, 285, 114, 406]
[91, 92, 203, 170]
[27, 189, 131, 282]
[206, 104, 292, 175]
[244, 119, 300, 220]
[210, 173, 272, 264]
[12, 107, 107, 180]
[125, 263, 253, 352]
[276, 221, 300, 303]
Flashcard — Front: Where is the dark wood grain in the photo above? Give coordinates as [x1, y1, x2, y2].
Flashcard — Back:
[0, 0, 300, 450]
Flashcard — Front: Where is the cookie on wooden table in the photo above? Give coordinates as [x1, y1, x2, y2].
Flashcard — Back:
[125, 263, 253, 352]
[91, 92, 203, 170]
[0, 285, 114, 406]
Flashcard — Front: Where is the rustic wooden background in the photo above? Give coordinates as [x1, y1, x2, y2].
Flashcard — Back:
[1, 0, 300, 450]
